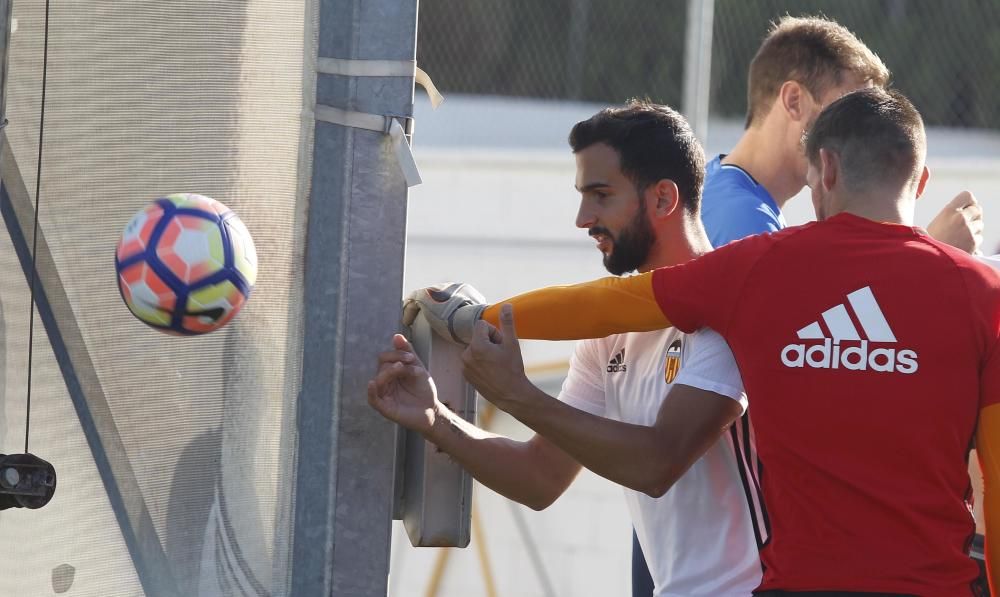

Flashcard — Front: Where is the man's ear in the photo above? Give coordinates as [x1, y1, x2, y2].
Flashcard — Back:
[820, 148, 839, 192]
[649, 179, 680, 218]
[915, 165, 930, 199]
[779, 80, 810, 123]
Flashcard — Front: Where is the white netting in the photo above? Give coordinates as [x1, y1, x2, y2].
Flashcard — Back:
[0, 2, 310, 595]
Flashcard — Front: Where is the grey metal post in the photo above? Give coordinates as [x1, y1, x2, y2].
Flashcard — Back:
[0, 0, 10, 460]
[566, 0, 591, 100]
[291, 0, 418, 596]
[682, 0, 714, 143]
[0, 0, 10, 124]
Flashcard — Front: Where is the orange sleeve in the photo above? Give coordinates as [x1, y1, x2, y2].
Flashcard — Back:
[977, 403, 1000, 595]
[480, 273, 671, 340]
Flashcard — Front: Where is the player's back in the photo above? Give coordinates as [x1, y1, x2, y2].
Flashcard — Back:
[722, 213, 1000, 595]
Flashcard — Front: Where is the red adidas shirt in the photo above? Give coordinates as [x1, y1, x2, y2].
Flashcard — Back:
[652, 213, 1000, 596]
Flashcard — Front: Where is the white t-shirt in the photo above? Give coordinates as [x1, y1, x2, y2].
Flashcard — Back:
[558, 328, 762, 597]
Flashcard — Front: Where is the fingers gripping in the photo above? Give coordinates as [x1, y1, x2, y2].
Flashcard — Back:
[402, 282, 488, 345]
[467, 307, 514, 358]
[499, 304, 521, 357]
[378, 349, 414, 366]
[499, 303, 516, 335]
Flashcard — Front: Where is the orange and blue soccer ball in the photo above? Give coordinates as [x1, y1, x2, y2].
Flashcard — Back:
[115, 193, 258, 335]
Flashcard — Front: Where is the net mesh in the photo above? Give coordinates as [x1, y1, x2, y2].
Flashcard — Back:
[418, 0, 1000, 129]
[0, 1, 309, 594]
[711, 0, 1000, 129]
[417, 0, 687, 105]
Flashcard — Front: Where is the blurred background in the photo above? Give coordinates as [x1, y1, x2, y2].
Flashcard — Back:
[395, 1, 1000, 595]
[419, 0, 1000, 128]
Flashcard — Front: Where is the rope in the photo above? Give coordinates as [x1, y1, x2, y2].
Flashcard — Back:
[25, 0, 52, 453]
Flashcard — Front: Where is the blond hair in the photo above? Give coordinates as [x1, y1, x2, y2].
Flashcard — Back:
[745, 16, 890, 128]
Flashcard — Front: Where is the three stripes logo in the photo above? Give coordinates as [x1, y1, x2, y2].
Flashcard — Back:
[780, 286, 918, 374]
[607, 348, 627, 373]
[664, 340, 682, 383]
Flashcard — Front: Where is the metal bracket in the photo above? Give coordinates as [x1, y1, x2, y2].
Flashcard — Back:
[384, 114, 414, 142]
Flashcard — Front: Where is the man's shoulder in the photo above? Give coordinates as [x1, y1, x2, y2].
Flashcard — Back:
[942, 245, 1000, 297]
[703, 186, 778, 219]
[704, 163, 762, 199]
[702, 164, 784, 245]
[911, 240, 1000, 344]
[915, 234, 1000, 282]
[709, 220, 815, 255]
[976, 254, 1000, 272]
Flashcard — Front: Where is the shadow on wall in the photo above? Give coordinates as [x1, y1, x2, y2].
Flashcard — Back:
[165, 427, 222, 596]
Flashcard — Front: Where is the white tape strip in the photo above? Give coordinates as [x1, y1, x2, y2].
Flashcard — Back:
[316, 57, 444, 109]
[314, 104, 422, 187]
[313, 58, 438, 186]
[415, 67, 444, 109]
[317, 57, 415, 78]
[389, 119, 422, 187]
[315, 104, 385, 133]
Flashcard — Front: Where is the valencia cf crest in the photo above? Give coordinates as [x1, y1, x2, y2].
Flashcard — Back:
[664, 340, 682, 383]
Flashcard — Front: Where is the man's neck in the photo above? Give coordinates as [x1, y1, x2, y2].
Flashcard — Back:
[637, 217, 713, 272]
[832, 193, 914, 226]
[723, 125, 803, 208]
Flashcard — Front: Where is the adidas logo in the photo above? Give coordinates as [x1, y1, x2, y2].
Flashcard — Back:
[607, 348, 627, 373]
[780, 286, 918, 374]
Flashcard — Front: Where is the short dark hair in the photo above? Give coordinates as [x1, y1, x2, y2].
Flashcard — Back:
[568, 100, 705, 215]
[746, 16, 890, 128]
[805, 87, 925, 193]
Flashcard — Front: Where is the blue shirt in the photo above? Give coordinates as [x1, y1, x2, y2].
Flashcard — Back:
[701, 155, 786, 247]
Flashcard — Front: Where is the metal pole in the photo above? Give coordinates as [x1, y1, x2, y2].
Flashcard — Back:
[0, 0, 10, 125]
[0, 0, 10, 464]
[290, 0, 418, 595]
[682, 0, 714, 143]
[566, 0, 591, 100]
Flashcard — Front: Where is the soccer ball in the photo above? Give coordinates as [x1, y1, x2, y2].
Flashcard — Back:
[115, 193, 258, 335]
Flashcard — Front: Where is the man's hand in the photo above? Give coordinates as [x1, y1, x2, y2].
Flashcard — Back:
[367, 334, 442, 434]
[462, 304, 535, 410]
[926, 191, 984, 254]
[402, 283, 488, 345]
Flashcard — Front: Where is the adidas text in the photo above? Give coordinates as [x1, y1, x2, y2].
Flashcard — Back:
[780, 339, 918, 374]
[606, 363, 627, 373]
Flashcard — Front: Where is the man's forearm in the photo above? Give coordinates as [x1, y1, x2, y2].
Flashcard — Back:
[976, 404, 1000, 595]
[423, 404, 578, 510]
[481, 274, 670, 340]
[494, 386, 680, 497]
